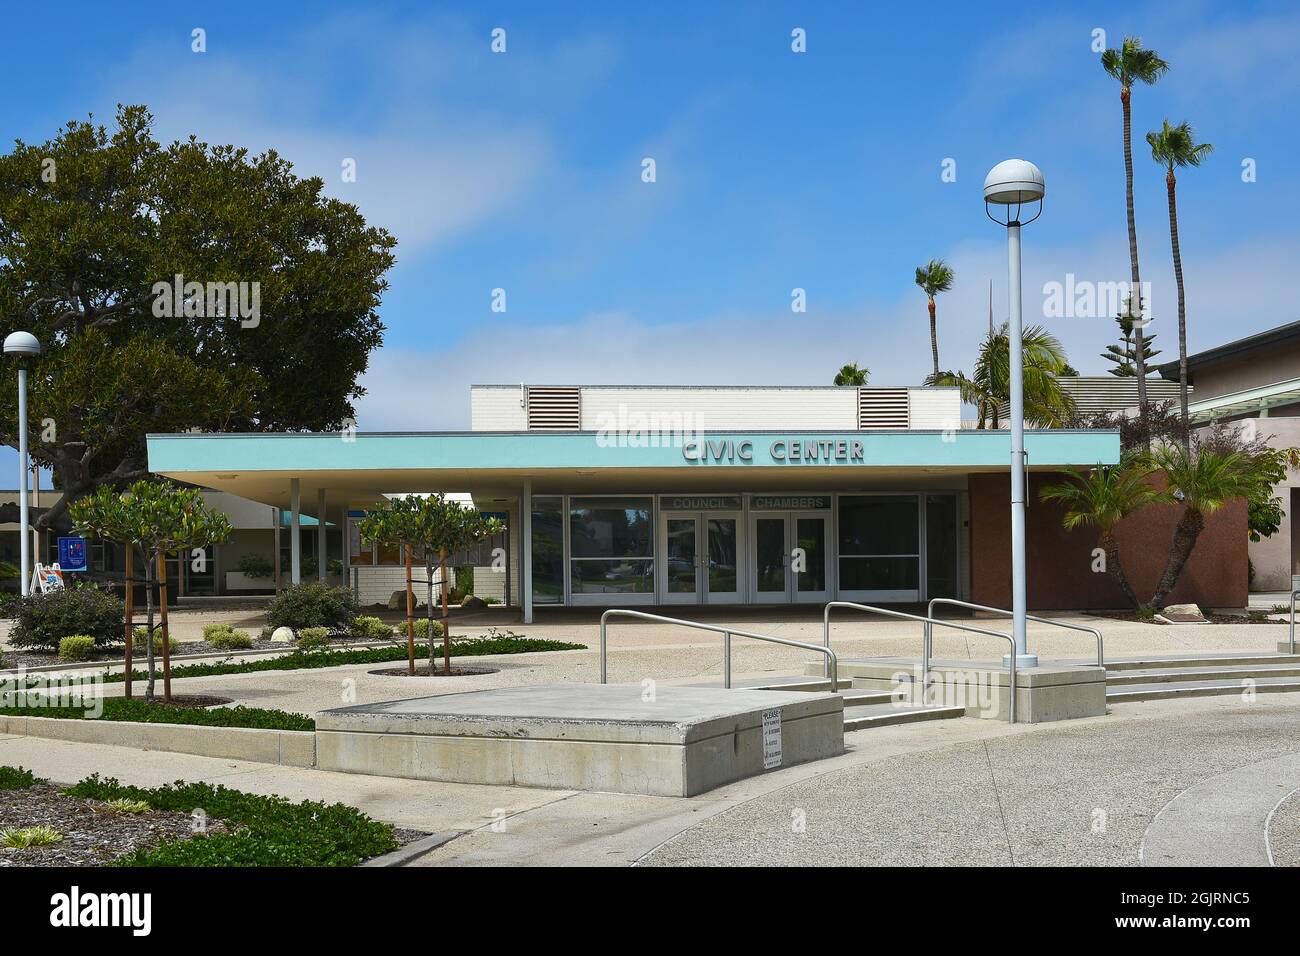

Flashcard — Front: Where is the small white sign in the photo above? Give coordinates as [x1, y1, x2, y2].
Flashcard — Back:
[762, 708, 782, 769]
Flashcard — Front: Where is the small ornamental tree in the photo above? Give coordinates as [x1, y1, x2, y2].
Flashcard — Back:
[359, 494, 502, 675]
[71, 482, 231, 701]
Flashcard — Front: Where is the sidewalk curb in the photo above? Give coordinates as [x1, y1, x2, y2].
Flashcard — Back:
[362, 830, 463, 867]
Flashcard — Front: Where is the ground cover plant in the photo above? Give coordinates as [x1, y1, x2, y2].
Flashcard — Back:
[0, 697, 313, 731]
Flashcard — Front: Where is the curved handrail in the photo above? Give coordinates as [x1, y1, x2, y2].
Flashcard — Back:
[823, 601, 1017, 723]
[927, 598, 1103, 668]
[599, 609, 838, 693]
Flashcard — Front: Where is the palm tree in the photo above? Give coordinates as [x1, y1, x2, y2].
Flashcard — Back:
[1040, 454, 1162, 609]
[833, 362, 869, 385]
[927, 322, 1075, 428]
[915, 259, 954, 377]
[1147, 120, 1213, 445]
[1101, 36, 1169, 429]
[1146, 442, 1254, 609]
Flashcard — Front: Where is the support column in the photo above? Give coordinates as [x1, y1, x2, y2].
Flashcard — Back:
[290, 478, 302, 585]
[317, 487, 327, 583]
[521, 480, 533, 625]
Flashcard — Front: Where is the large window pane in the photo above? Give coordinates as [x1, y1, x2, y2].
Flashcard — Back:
[707, 518, 738, 593]
[840, 557, 919, 591]
[531, 497, 564, 604]
[926, 495, 959, 599]
[570, 559, 655, 594]
[839, 495, 919, 555]
[569, 497, 653, 558]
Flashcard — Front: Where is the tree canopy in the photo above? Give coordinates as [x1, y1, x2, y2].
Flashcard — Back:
[0, 105, 397, 530]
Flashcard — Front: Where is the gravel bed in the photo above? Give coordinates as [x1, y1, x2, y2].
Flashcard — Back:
[0, 783, 229, 867]
[1, 636, 399, 671]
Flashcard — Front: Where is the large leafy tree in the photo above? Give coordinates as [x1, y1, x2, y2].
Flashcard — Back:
[1101, 36, 1169, 427]
[360, 495, 502, 676]
[1039, 454, 1163, 609]
[1147, 120, 1213, 441]
[71, 481, 232, 702]
[927, 322, 1075, 428]
[914, 258, 954, 378]
[0, 105, 396, 530]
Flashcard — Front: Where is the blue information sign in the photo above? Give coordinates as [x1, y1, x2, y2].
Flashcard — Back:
[58, 536, 88, 572]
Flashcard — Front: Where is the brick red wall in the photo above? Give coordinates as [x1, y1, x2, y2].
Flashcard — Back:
[969, 472, 1248, 610]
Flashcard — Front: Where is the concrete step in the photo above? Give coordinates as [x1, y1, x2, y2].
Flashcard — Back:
[740, 679, 896, 709]
[842, 702, 966, 732]
[1104, 653, 1300, 672]
[1107, 677, 1300, 703]
[723, 675, 852, 693]
[1106, 663, 1300, 685]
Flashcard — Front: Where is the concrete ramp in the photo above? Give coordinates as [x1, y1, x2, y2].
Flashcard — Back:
[316, 684, 844, 797]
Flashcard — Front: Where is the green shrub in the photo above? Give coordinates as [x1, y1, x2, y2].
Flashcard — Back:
[9, 586, 124, 652]
[348, 615, 392, 640]
[133, 626, 179, 655]
[202, 623, 234, 641]
[58, 635, 97, 662]
[266, 582, 358, 631]
[483, 596, 501, 605]
[412, 618, 444, 640]
[296, 627, 331, 652]
[0, 697, 314, 731]
[236, 553, 274, 579]
[0, 766, 43, 790]
[66, 775, 396, 867]
[208, 628, 253, 650]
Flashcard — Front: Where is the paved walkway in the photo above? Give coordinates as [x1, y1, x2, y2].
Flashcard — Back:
[4, 692, 1300, 866]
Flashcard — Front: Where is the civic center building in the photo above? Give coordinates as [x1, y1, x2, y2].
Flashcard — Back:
[145, 384, 1133, 621]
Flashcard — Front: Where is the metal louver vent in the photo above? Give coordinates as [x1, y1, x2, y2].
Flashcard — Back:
[526, 386, 581, 430]
[857, 388, 910, 429]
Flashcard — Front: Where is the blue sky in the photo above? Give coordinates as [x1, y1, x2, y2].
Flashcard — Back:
[2, 0, 1298, 456]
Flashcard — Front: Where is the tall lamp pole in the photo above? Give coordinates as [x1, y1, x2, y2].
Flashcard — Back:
[5, 331, 42, 596]
[984, 160, 1045, 667]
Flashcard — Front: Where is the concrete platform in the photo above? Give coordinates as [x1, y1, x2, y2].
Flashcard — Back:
[315, 683, 845, 796]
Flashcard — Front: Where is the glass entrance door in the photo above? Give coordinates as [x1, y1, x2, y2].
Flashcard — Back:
[659, 513, 743, 604]
[749, 513, 830, 603]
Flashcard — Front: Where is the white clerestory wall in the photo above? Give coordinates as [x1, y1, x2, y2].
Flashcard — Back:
[470, 385, 961, 432]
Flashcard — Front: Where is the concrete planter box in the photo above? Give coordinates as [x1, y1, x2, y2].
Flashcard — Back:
[317, 683, 845, 796]
[225, 570, 274, 591]
[0, 713, 316, 767]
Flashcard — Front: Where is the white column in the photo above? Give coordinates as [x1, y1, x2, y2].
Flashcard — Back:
[521, 480, 533, 625]
[290, 478, 301, 585]
[317, 487, 327, 582]
[17, 366, 30, 596]
[1007, 221, 1034, 666]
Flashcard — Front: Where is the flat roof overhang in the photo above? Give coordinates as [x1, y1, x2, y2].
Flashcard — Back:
[146, 429, 1121, 513]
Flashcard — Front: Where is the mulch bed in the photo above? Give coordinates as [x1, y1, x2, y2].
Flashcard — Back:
[367, 665, 499, 677]
[0, 784, 229, 867]
[1, 636, 393, 672]
[1088, 612, 1278, 625]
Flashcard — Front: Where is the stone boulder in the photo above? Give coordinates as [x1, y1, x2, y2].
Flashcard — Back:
[270, 626, 296, 643]
[461, 595, 488, 610]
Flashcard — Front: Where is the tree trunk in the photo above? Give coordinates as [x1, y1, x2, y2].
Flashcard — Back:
[123, 545, 134, 700]
[440, 548, 451, 676]
[928, 297, 939, 378]
[1148, 507, 1205, 609]
[1121, 87, 1149, 431]
[1167, 169, 1190, 449]
[143, 559, 156, 702]
[1100, 532, 1141, 609]
[404, 544, 415, 676]
[157, 551, 172, 703]
[425, 555, 435, 672]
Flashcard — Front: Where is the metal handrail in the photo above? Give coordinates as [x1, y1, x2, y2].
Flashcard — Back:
[1289, 590, 1300, 654]
[599, 609, 838, 693]
[926, 598, 1104, 668]
[823, 601, 1017, 724]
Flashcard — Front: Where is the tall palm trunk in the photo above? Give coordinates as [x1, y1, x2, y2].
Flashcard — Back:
[1100, 532, 1141, 609]
[1166, 168, 1190, 449]
[1147, 507, 1204, 609]
[927, 297, 939, 377]
[1121, 86, 1149, 431]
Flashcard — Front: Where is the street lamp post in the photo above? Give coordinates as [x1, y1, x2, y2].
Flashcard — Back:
[984, 160, 1045, 667]
[4, 331, 42, 596]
